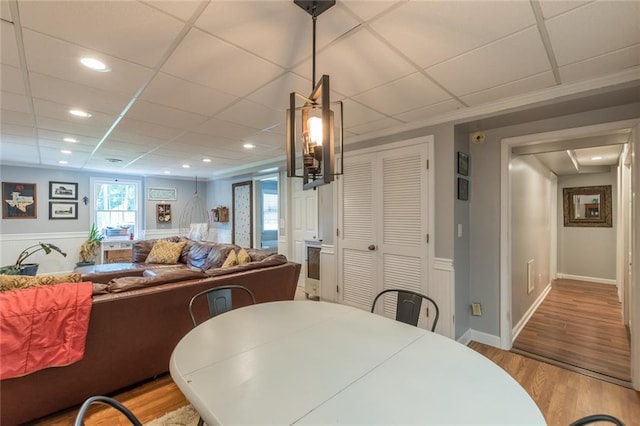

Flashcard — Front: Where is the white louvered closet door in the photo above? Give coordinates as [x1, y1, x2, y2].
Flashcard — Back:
[339, 143, 431, 328]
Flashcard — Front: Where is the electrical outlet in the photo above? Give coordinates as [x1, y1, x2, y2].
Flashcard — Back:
[471, 303, 482, 316]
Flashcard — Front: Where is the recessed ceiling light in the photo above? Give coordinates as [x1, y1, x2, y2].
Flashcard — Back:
[80, 57, 111, 72]
[69, 109, 92, 118]
[60, 149, 72, 154]
[106, 158, 122, 163]
[202, 158, 212, 163]
[259, 167, 279, 173]
[591, 156, 603, 160]
[63, 137, 78, 143]
[182, 164, 191, 168]
[164, 171, 171, 174]
[243, 143, 256, 149]
[58, 160, 68, 165]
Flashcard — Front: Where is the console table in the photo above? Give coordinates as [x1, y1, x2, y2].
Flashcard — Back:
[170, 301, 545, 425]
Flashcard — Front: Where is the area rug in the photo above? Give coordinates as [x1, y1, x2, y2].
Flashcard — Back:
[145, 405, 203, 426]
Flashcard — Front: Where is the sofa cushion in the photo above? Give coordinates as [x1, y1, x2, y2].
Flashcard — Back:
[204, 253, 288, 277]
[145, 240, 187, 264]
[131, 236, 184, 263]
[222, 250, 237, 268]
[237, 248, 251, 265]
[0, 273, 82, 292]
[245, 248, 272, 262]
[108, 269, 207, 293]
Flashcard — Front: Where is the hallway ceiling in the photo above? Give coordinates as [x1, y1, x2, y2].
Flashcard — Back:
[1, 0, 639, 179]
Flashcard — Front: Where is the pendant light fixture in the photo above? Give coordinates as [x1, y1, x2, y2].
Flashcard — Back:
[287, 0, 343, 190]
[179, 176, 210, 241]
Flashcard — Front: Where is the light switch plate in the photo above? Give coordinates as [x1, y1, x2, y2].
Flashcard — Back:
[471, 303, 482, 316]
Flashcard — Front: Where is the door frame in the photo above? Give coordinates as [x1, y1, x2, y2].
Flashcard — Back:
[500, 118, 640, 389]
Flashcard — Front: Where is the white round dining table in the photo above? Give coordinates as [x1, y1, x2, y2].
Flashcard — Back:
[170, 301, 545, 425]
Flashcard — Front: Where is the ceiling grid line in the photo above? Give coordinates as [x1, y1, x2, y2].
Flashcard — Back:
[530, 0, 561, 85]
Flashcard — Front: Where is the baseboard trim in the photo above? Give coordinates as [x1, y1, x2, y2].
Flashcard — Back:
[457, 329, 501, 348]
[556, 273, 616, 285]
[512, 283, 552, 341]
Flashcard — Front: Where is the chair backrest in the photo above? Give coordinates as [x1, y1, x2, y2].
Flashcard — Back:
[189, 284, 256, 327]
[569, 414, 624, 426]
[371, 289, 439, 332]
[74, 396, 142, 426]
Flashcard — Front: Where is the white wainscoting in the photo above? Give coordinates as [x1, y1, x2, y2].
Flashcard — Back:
[0, 232, 87, 274]
[512, 282, 552, 341]
[320, 244, 336, 303]
[433, 257, 455, 339]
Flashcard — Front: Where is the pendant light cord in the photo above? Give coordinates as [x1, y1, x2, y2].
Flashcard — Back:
[311, 4, 318, 91]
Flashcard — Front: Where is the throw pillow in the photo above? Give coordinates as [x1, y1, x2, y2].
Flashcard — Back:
[0, 273, 82, 292]
[221, 250, 238, 268]
[237, 248, 251, 265]
[145, 240, 187, 264]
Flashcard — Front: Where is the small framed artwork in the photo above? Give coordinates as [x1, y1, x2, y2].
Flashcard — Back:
[457, 178, 469, 201]
[2, 182, 37, 219]
[148, 187, 177, 201]
[157, 203, 172, 223]
[49, 201, 78, 219]
[49, 181, 78, 200]
[457, 152, 469, 176]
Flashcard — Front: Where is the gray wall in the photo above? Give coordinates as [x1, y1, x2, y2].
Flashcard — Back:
[470, 102, 639, 336]
[454, 126, 470, 339]
[510, 155, 553, 326]
[145, 176, 207, 234]
[557, 170, 617, 280]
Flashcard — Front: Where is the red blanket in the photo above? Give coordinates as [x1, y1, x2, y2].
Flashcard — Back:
[0, 282, 93, 380]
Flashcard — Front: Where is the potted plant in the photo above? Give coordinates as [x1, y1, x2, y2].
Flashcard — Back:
[0, 243, 67, 276]
[77, 224, 105, 266]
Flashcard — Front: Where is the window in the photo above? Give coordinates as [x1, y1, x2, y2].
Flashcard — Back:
[263, 192, 278, 231]
[90, 178, 142, 238]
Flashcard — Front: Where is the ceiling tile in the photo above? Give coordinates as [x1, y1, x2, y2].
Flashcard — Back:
[352, 72, 451, 116]
[115, 117, 185, 141]
[215, 99, 283, 131]
[2, 64, 25, 95]
[1, 21, 19, 67]
[29, 72, 131, 115]
[171, 131, 236, 149]
[460, 71, 557, 107]
[370, 1, 536, 69]
[244, 131, 285, 148]
[140, 72, 238, 116]
[247, 72, 311, 111]
[18, 1, 185, 68]
[546, 0, 640, 66]
[345, 116, 403, 136]
[427, 28, 550, 96]
[539, 0, 591, 19]
[342, 99, 386, 128]
[32, 98, 116, 128]
[194, 117, 260, 140]
[126, 99, 208, 130]
[575, 145, 622, 166]
[340, 1, 402, 22]
[1, 108, 32, 126]
[0, 122, 35, 137]
[35, 116, 108, 139]
[21, 30, 154, 97]
[38, 129, 99, 146]
[395, 99, 465, 123]
[162, 28, 285, 97]
[195, 1, 359, 69]
[560, 45, 640, 84]
[0, 142, 40, 164]
[0, 1, 11, 21]
[1, 92, 30, 114]
[141, 0, 205, 22]
[294, 29, 415, 97]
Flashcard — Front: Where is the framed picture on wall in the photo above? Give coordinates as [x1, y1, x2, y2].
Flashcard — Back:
[49, 181, 78, 200]
[49, 201, 78, 219]
[457, 178, 469, 201]
[157, 203, 172, 223]
[2, 182, 37, 219]
[148, 187, 177, 201]
[457, 152, 469, 176]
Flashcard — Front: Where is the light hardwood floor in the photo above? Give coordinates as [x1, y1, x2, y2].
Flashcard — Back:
[513, 279, 631, 384]
[36, 341, 640, 425]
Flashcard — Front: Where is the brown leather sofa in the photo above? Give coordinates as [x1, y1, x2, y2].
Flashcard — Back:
[1, 238, 300, 425]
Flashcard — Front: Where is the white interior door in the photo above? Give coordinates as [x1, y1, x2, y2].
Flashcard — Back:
[338, 142, 432, 328]
[291, 177, 318, 286]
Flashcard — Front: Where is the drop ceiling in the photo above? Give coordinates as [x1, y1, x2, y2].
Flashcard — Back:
[1, 0, 639, 179]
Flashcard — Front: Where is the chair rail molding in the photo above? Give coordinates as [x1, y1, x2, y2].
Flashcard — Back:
[0, 232, 87, 274]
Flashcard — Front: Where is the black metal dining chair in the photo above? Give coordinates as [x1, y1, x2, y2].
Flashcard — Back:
[569, 414, 624, 425]
[371, 289, 439, 331]
[74, 396, 142, 426]
[188, 284, 256, 327]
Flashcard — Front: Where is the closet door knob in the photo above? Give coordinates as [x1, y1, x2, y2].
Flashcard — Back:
[368, 244, 376, 251]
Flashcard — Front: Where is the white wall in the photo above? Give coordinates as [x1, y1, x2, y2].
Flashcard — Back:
[557, 170, 617, 281]
[510, 155, 554, 325]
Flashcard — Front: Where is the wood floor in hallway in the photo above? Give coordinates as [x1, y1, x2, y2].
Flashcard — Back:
[513, 279, 631, 383]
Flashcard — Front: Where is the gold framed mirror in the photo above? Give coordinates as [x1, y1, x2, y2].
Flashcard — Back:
[562, 185, 612, 227]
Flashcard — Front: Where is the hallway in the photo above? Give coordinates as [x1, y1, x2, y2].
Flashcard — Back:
[512, 279, 631, 386]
